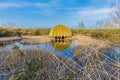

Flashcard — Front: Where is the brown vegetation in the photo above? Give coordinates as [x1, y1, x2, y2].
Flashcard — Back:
[0, 46, 80, 79]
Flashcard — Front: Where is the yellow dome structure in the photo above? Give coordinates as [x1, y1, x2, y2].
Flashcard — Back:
[49, 24, 72, 37]
[50, 41, 71, 51]
[49, 24, 72, 42]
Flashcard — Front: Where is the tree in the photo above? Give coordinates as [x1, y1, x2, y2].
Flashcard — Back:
[78, 22, 85, 29]
[35, 28, 41, 35]
[110, 0, 120, 28]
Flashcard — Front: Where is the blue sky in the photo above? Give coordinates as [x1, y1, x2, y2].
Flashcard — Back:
[0, 0, 114, 28]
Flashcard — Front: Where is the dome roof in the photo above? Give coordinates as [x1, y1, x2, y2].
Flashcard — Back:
[49, 24, 72, 37]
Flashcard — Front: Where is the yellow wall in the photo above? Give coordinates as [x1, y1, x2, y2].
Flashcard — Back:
[49, 24, 72, 37]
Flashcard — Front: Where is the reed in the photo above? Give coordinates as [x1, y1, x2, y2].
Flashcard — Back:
[0, 41, 120, 80]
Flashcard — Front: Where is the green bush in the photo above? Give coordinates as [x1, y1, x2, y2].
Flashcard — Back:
[13, 57, 44, 80]
[91, 31, 111, 39]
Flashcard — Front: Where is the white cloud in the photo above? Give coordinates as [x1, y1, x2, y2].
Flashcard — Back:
[0, 1, 57, 15]
[0, 2, 20, 8]
[77, 8, 112, 17]
[69, 8, 113, 28]
[0, 2, 54, 8]
[0, 0, 63, 9]
[33, 2, 50, 8]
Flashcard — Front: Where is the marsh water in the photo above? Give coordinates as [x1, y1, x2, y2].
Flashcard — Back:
[0, 41, 120, 62]
[0, 41, 76, 58]
[0, 41, 84, 66]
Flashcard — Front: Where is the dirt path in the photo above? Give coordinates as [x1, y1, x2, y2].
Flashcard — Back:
[0, 37, 21, 42]
[21, 35, 51, 44]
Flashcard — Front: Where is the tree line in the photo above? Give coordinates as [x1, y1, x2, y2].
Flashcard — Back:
[0, 27, 51, 37]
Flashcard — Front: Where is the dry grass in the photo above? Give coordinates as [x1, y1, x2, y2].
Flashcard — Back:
[0, 35, 119, 80]
[72, 44, 120, 80]
[0, 43, 119, 80]
[0, 46, 81, 79]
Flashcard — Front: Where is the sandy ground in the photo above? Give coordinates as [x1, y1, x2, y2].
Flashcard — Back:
[0, 35, 109, 48]
[72, 35, 109, 49]
[21, 35, 51, 44]
[0, 37, 21, 42]
[21, 35, 109, 48]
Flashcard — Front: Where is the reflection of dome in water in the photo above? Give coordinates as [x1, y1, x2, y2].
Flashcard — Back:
[49, 24, 72, 37]
[49, 24, 72, 50]
[50, 41, 71, 51]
